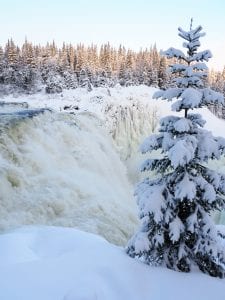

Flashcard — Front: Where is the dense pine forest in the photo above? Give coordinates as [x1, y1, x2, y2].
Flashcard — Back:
[0, 39, 225, 117]
[0, 39, 167, 93]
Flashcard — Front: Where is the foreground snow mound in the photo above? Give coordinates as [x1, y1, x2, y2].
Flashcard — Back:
[0, 226, 224, 300]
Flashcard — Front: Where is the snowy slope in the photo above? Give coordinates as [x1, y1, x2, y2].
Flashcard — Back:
[0, 226, 224, 300]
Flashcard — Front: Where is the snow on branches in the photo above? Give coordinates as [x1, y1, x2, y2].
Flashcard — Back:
[126, 22, 225, 278]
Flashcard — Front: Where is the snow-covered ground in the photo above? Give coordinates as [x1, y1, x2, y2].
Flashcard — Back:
[0, 226, 225, 300]
[1, 86, 225, 299]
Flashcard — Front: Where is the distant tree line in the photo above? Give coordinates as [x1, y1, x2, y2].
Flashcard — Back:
[0, 39, 170, 94]
[1, 39, 225, 118]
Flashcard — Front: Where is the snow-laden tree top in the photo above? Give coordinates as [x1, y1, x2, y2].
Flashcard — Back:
[154, 25, 224, 113]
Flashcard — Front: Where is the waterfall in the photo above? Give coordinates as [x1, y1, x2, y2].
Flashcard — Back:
[1, 86, 225, 245]
[0, 102, 138, 246]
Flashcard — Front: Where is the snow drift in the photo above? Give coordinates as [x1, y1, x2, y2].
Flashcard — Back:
[0, 226, 225, 300]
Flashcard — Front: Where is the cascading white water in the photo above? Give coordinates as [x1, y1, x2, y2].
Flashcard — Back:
[1, 86, 225, 246]
[104, 101, 160, 183]
[0, 105, 138, 245]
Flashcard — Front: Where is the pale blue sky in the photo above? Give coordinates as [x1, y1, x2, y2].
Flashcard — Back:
[1, 0, 225, 69]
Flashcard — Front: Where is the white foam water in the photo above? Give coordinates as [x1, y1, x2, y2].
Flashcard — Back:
[0, 107, 138, 245]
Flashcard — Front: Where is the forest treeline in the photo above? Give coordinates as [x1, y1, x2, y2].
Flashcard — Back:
[0, 39, 169, 93]
[0, 39, 225, 117]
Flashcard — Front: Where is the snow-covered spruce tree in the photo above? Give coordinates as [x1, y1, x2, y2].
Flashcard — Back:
[126, 23, 225, 278]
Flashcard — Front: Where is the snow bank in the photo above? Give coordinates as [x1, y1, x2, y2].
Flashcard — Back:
[0, 226, 224, 300]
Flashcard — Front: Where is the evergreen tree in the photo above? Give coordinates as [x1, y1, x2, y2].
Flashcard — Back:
[61, 70, 78, 90]
[5, 39, 18, 66]
[158, 56, 168, 89]
[58, 42, 70, 70]
[79, 69, 92, 91]
[0, 46, 5, 83]
[126, 22, 225, 278]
